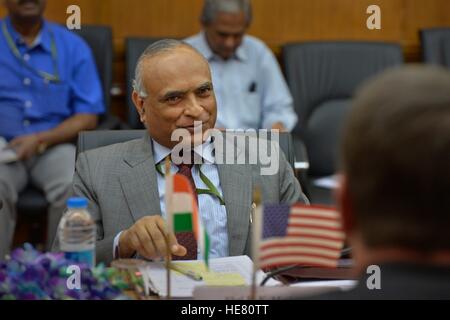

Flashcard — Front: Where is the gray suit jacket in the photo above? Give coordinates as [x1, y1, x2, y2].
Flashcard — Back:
[68, 133, 304, 265]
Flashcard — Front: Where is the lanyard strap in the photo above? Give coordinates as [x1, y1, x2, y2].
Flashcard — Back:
[2, 21, 60, 83]
[156, 162, 225, 206]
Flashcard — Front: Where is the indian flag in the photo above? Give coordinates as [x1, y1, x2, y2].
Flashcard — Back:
[166, 173, 210, 266]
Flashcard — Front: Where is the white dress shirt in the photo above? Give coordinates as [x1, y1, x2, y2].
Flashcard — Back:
[113, 139, 229, 259]
[185, 32, 298, 131]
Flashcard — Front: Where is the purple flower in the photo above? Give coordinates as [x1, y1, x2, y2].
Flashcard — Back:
[0, 244, 122, 300]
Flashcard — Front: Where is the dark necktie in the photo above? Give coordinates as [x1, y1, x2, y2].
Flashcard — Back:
[173, 158, 198, 260]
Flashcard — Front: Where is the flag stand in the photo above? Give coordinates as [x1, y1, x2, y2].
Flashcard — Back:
[164, 156, 172, 300]
[250, 187, 262, 300]
[164, 235, 172, 300]
[250, 201, 257, 300]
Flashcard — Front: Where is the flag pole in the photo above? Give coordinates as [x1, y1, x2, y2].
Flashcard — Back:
[164, 156, 172, 300]
[251, 187, 262, 300]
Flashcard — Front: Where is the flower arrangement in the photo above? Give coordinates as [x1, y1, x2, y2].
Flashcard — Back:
[0, 243, 128, 300]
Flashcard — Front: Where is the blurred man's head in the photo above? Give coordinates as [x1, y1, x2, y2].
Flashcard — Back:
[338, 66, 450, 269]
[4, 0, 46, 22]
[201, 0, 252, 60]
[132, 39, 217, 149]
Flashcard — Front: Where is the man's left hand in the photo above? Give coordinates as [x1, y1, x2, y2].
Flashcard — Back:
[9, 134, 41, 160]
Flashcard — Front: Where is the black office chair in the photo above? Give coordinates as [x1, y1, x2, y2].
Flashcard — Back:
[77, 130, 297, 171]
[125, 37, 165, 129]
[420, 28, 450, 67]
[282, 41, 403, 204]
[16, 25, 125, 248]
[74, 25, 125, 130]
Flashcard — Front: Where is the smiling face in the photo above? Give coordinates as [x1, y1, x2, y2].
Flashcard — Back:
[132, 46, 217, 149]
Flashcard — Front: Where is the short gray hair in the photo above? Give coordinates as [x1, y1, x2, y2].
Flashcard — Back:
[133, 39, 201, 98]
[201, 0, 252, 26]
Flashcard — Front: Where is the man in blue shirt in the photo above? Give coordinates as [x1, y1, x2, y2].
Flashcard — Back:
[0, 0, 104, 259]
[186, 0, 297, 131]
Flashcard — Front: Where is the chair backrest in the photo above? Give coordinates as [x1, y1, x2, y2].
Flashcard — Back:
[73, 25, 113, 113]
[420, 28, 450, 66]
[77, 130, 296, 170]
[282, 41, 403, 176]
[125, 37, 165, 129]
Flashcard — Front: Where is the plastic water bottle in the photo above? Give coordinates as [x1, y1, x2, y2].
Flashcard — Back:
[58, 197, 96, 268]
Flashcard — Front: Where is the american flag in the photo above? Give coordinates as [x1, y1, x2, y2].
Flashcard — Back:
[256, 203, 345, 270]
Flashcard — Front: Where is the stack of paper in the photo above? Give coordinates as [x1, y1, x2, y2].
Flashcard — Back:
[140, 255, 280, 298]
[193, 281, 357, 300]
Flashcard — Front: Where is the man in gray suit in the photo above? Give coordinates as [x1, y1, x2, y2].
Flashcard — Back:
[70, 39, 304, 265]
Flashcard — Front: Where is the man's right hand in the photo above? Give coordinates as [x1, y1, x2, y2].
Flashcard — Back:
[118, 216, 187, 259]
[9, 134, 40, 160]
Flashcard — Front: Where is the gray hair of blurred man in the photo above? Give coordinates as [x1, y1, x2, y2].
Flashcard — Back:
[132, 39, 206, 98]
[341, 65, 450, 251]
[200, 0, 253, 26]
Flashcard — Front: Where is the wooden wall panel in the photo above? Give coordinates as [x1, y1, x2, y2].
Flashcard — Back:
[2, 1, 449, 57]
[102, 0, 203, 38]
[2, 0, 450, 120]
[250, 0, 402, 43]
[403, 0, 450, 45]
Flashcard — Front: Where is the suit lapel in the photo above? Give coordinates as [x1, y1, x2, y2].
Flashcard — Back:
[117, 132, 253, 255]
[119, 134, 161, 222]
[217, 135, 253, 256]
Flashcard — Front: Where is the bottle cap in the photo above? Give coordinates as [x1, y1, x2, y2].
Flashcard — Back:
[67, 197, 88, 209]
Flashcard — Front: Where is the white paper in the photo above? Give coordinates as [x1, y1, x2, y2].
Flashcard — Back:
[192, 280, 357, 300]
[313, 175, 339, 189]
[0, 137, 18, 164]
[290, 279, 357, 291]
[193, 284, 346, 300]
[144, 255, 280, 298]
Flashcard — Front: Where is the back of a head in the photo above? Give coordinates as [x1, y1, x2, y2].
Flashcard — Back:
[341, 65, 450, 252]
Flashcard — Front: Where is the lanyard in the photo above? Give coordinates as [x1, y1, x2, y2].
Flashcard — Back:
[2, 21, 60, 83]
[156, 162, 225, 206]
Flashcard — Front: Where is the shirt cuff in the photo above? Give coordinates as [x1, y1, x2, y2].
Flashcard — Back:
[264, 110, 298, 131]
[113, 231, 123, 259]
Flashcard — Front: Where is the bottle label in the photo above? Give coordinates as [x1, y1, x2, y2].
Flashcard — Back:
[64, 249, 95, 268]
